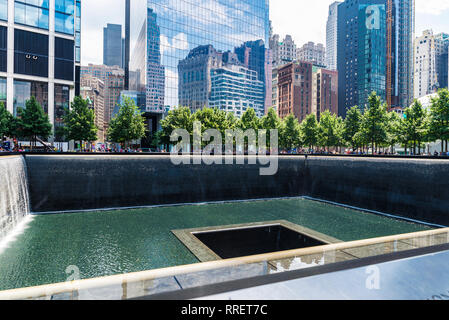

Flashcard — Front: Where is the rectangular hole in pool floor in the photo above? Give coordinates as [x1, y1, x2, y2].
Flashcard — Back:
[193, 224, 326, 259]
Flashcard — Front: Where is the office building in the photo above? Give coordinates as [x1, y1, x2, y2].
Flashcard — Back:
[326, 2, 341, 71]
[277, 61, 313, 122]
[1, 0, 81, 139]
[270, 34, 297, 68]
[311, 66, 339, 120]
[414, 30, 449, 99]
[127, 0, 271, 121]
[178, 45, 266, 117]
[277, 61, 338, 122]
[80, 64, 125, 129]
[209, 63, 265, 118]
[103, 23, 124, 68]
[297, 42, 326, 67]
[337, 0, 414, 116]
[80, 75, 105, 142]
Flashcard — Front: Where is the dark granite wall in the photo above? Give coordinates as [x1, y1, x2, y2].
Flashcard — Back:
[24, 155, 305, 213]
[305, 157, 449, 226]
[24, 155, 449, 225]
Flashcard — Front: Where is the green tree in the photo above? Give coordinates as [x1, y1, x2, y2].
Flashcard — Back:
[429, 88, 449, 153]
[399, 100, 428, 155]
[0, 102, 13, 142]
[359, 92, 389, 153]
[63, 96, 98, 148]
[386, 111, 402, 154]
[194, 107, 232, 145]
[108, 97, 146, 147]
[343, 105, 362, 150]
[317, 111, 342, 152]
[261, 107, 281, 148]
[280, 114, 301, 152]
[300, 114, 318, 151]
[17, 96, 52, 149]
[160, 106, 194, 145]
[238, 108, 260, 131]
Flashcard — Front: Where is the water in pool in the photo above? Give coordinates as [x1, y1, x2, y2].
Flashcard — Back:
[0, 198, 429, 291]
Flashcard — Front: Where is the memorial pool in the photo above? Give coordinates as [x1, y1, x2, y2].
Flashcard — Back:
[0, 198, 429, 291]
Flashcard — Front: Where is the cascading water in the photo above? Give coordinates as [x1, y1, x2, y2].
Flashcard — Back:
[0, 156, 30, 241]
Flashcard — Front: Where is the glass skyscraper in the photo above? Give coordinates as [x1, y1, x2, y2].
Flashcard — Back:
[103, 23, 124, 68]
[337, 0, 414, 116]
[128, 0, 271, 117]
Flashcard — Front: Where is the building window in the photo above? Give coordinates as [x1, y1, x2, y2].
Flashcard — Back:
[0, 26, 6, 72]
[0, 0, 7, 21]
[55, 37, 74, 80]
[13, 79, 48, 116]
[14, 0, 49, 30]
[0, 77, 6, 107]
[54, 84, 69, 133]
[55, 0, 74, 35]
[14, 28, 49, 77]
[75, 0, 80, 62]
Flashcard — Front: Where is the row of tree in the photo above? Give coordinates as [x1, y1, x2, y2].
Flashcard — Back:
[0, 96, 146, 149]
[2, 89, 449, 154]
[158, 89, 449, 155]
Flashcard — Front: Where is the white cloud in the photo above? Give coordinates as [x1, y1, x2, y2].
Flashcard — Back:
[416, 0, 449, 15]
[270, 0, 334, 47]
[161, 33, 189, 57]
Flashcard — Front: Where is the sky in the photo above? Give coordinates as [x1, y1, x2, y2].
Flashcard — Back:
[81, 0, 449, 65]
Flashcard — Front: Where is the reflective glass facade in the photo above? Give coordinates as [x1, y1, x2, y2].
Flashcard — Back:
[14, 0, 49, 30]
[0, 26, 6, 72]
[0, 0, 7, 21]
[129, 0, 270, 116]
[103, 24, 123, 68]
[55, 0, 74, 35]
[0, 77, 6, 106]
[337, 0, 414, 115]
[75, 0, 81, 62]
[13, 79, 48, 116]
[54, 84, 70, 131]
[337, 0, 387, 115]
[357, 3, 386, 108]
[14, 28, 49, 77]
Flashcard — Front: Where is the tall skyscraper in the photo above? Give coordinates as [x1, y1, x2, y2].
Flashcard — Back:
[326, 2, 341, 71]
[103, 24, 123, 68]
[414, 30, 449, 99]
[124, 0, 130, 90]
[337, 0, 415, 116]
[127, 0, 271, 118]
[1, 0, 81, 139]
[390, 0, 415, 110]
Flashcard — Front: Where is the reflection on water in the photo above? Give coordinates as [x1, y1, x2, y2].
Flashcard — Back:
[271, 256, 325, 273]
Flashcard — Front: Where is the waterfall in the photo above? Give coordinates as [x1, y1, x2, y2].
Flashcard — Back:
[0, 156, 30, 242]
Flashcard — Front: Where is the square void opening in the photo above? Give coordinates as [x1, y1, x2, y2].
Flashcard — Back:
[193, 224, 326, 259]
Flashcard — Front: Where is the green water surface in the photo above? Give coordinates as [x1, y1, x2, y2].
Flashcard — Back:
[0, 198, 429, 291]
